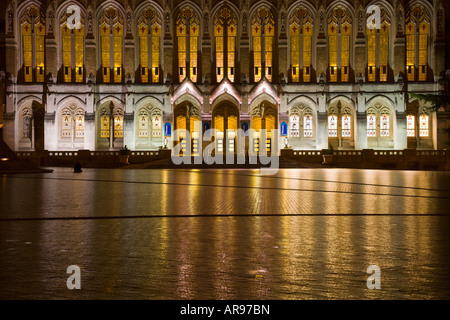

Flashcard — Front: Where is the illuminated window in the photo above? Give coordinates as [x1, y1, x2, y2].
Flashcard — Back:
[21, 6, 46, 82]
[99, 7, 124, 83]
[342, 114, 351, 137]
[138, 8, 161, 83]
[290, 115, 299, 137]
[380, 114, 390, 137]
[61, 9, 85, 83]
[419, 114, 429, 137]
[114, 115, 124, 138]
[328, 7, 351, 82]
[214, 6, 237, 83]
[328, 103, 353, 138]
[101, 115, 110, 138]
[290, 7, 313, 82]
[406, 22, 415, 81]
[75, 111, 85, 138]
[407, 115, 415, 137]
[328, 115, 338, 137]
[406, 5, 430, 82]
[418, 23, 428, 81]
[176, 7, 199, 83]
[328, 23, 338, 82]
[340, 23, 351, 82]
[61, 110, 72, 138]
[367, 27, 376, 82]
[366, 11, 389, 82]
[304, 114, 313, 137]
[152, 115, 162, 137]
[138, 113, 149, 138]
[379, 22, 389, 81]
[61, 108, 84, 140]
[367, 114, 376, 137]
[252, 7, 275, 82]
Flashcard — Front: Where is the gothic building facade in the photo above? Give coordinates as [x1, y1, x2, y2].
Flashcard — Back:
[1, 0, 449, 154]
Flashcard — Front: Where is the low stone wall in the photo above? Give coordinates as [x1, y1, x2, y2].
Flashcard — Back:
[14, 148, 450, 170]
[281, 148, 450, 170]
[15, 149, 172, 168]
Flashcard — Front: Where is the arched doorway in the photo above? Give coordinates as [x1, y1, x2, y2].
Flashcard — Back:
[212, 103, 239, 154]
[174, 102, 201, 155]
[251, 102, 277, 154]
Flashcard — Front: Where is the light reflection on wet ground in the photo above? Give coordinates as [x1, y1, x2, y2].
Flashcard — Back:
[0, 168, 449, 299]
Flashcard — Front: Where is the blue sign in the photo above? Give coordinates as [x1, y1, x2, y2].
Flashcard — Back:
[164, 122, 171, 136]
[280, 121, 288, 136]
[242, 122, 249, 132]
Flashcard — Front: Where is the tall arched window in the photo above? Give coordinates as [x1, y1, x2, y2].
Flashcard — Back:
[99, 7, 124, 83]
[174, 104, 201, 155]
[176, 7, 200, 83]
[328, 7, 351, 82]
[97, 104, 124, 149]
[327, 101, 354, 148]
[290, 7, 313, 82]
[61, 8, 85, 83]
[252, 6, 275, 82]
[406, 114, 415, 137]
[406, 5, 430, 82]
[213, 105, 239, 153]
[289, 106, 315, 139]
[59, 107, 85, 148]
[367, 104, 392, 138]
[251, 103, 277, 154]
[137, 7, 161, 83]
[214, 6, 237, 83]
[21, 6, 45, 82]
[366, 8, 390, 82]
[419, 114, 429, 137]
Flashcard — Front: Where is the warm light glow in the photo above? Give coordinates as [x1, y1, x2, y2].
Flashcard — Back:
[419, 114, 429, 137]
[380, 114, 390, 137]
[367, 115, 376, 137]
[114, 115, 124, 138]
[101, 115, 110, 138]
[407, 115, 415, 137]
[406, 22, 415, 81]
[328, 115, 337, 137]
[328, 23, 337, 82]
[172, 80, 204, 105]
[290, 115, 299, 137]
[209, 79, 242, 105]
[342, 115, 351, 137]
[303, 114, 313, 137]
